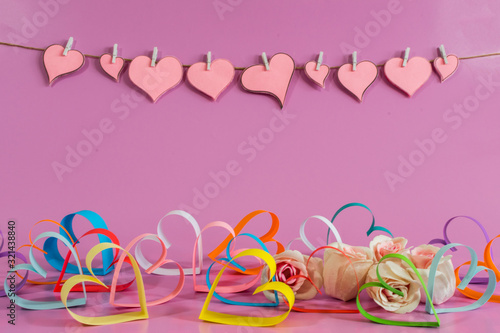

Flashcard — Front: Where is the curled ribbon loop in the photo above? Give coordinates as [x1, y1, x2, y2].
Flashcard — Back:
[295, 215, 342, 251]
[429, 216, 492, 284]
[327, 203, 393, 244]
[426, 242, 496, 312]
[136, 210, 202, 276]
[356, 253, 440, 327]
[44, 210, 114, 276]
[5, 231, 86, 310]
[199, 248, 295, 327]
[208, 210, 284, 275]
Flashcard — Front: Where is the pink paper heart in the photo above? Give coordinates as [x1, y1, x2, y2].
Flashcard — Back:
[43, 44, 84, 85]
[186, 59, 235, 100]
[99, 54, 125, 82]
[384, 57, 432, 97]
[304, 61, 330, 88]
[129, 55, 183, 103]
[433, 54, 459, 82]
[337, 61, 378, 102]
[240, 53, 295, 108]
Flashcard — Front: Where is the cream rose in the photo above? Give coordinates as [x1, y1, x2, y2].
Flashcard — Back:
[260, 250, 323, 301]
[365, 259, 421, 313]
[369, 235, 409, 261]
[323, 242, 374, 301]
[409, 244, 456, 304]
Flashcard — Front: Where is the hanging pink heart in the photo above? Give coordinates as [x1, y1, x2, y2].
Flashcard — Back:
[384, 57, 432, 97]
[304, 61, 330, 88]
[43, 44, 85, 85]
[186, 59, 235, 100]
[240, 53, 295, 108]
[337, 61, 378, 102]
[129, 55, 183, 103]
[433, 54, 459, 82]
[99, 54, 125, 82]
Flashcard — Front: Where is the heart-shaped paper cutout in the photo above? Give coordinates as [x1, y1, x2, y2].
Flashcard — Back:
[433, 55, 459, 82]
[5, 231, 86, 310]
[199, 248, 295, 327]
[43, 210, 114, 276]
[60, 242, 148, 325]
[208, 210, 284, 275]
[240, 53, 295, 108]
[327, 203, 393, 244]
[43, 44, 85, 85]
[135, 210, 202, 276]
[304, 61, 330, 88]
[425, 243, 496, 312]
[384, 56, 432, 97]
[99, 53, 125, 82]
[129, 55, 183, 103]
[286, 215, 342, 251]
[0, 230, 29, 296]
[428, 216, 491, 284]
[186, 59, 235, 100]
[110, 233, 184, 307]
[337, 61, 378, 102]
[356, 253, 440, 327]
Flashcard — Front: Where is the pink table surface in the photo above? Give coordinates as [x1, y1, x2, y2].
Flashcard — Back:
[2, 0, 500, 332]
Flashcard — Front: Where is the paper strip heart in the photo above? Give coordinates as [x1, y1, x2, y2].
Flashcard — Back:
[327, 203, 393, 244]
[186, 59, 235, 100]
[337, 61, 378, 102]
[129, 55, 183, 103]
[208, 210, 284, 275]
[240, 53, 295, 108]
[99, 53, 125, 82]
[43, 44, 84, 85]
[356, 253, 440, 327]
[384, 56, 432, 97]
[426, 243, 496, 312]
[433, 54, 459, 82]
[286, 215, 342, 251]
[60, 243, 148, 325]
[304, 61, 330, 88]
[0, 230, 29, 296]
[199, 248, 295, 327]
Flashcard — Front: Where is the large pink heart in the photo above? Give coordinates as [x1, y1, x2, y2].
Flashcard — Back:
[433, 54, 459, 82]
[240, 53, 295, 108]
[384, 57, 432, 97]
[43, 44, 85, 85]
[337, 61, 378, 102]
[99, 54, 125, 82]
[129, 55, 183, 103]
[304, 61, 330, 88]
[186, 59, 235, 100]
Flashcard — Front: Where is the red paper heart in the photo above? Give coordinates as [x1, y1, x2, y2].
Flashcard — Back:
[384, 57, 432, 97]
[43, 44, 84, 85]
[128, 55, 183, 103]
[240, 53, 295, 108]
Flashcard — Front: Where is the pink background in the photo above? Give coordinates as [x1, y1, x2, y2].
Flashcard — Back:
[2, 0, 500, 332]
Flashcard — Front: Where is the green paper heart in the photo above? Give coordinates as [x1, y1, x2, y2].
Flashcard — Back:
[356, 253, 440, 327]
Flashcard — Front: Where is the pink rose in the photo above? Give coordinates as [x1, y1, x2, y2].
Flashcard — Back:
[260, 250, 323, 301]
[323, 242, 375, 301]
[409, 244, 456, 304]
[369, 235, 409, 261]
[365, 259, 421, 314]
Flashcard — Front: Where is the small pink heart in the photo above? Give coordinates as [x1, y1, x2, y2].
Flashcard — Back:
[129, 55, 183, 103]
[304, 61, 330, 88]
[433, 54, 459, 82]
[337, 61, 378, 102]
[240, 53, 295, 108]
[186, 59, 235, 100]
[43, 44, 84, 85]
[384, 57, 432, 97]
[99, 54, 125, 82]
